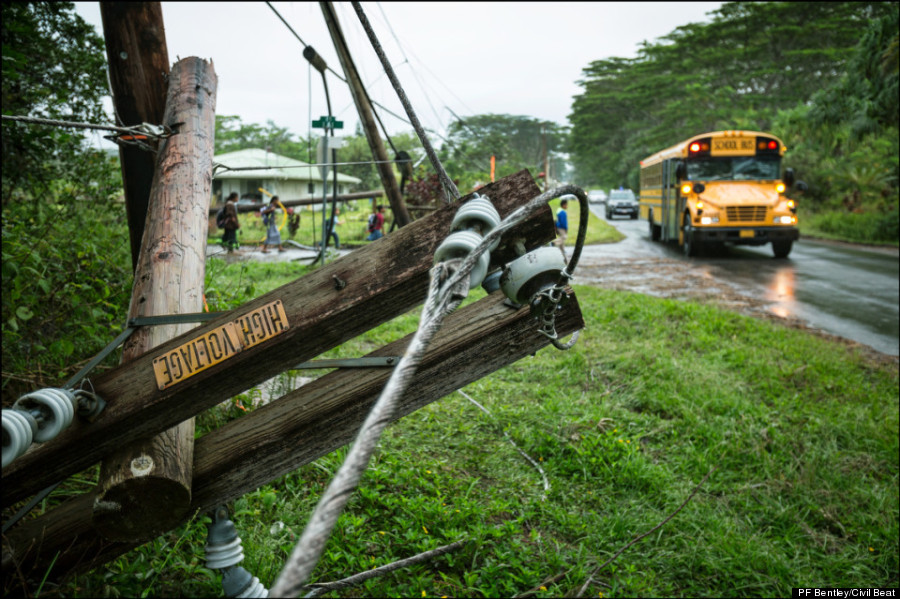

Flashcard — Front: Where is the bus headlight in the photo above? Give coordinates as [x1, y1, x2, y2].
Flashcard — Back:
[773, 216, 795, 224]
[776, 183, 786, 193]
[700, 216, 719, 225]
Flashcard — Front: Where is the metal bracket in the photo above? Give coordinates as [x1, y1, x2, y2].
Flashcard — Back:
[127, 312, 227, 327]
[292, 357, 400, 370]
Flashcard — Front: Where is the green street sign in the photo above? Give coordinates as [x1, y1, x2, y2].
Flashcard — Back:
[312, 116, 343, 129]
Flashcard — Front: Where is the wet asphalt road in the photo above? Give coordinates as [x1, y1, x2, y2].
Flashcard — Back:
[584, 203, 900, 356]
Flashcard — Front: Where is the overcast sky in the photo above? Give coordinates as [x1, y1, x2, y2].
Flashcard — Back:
[73, 2, 721, 149]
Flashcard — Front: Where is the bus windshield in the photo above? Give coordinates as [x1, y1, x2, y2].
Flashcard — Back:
[686, 156, 781, 181]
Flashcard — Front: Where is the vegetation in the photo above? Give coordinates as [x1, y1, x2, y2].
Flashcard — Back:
[569, 1, 899, 245]
[40, 273, 897, 598]
[438, 114, 569, 192]
[212, 196, 622, 251]
[1, 2, 128, 404]
[2, 3, 897, 597]
[214, 116, 426, 193]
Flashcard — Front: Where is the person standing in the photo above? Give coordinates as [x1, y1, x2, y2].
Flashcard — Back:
[554, 198, 569, 261]
[260, 196, 285, 253]
[366, 204, 386, 241]
[222, 192, 241, 253]
[326, 207, 344, 249]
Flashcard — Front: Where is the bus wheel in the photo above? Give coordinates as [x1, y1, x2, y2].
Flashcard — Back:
[648, 210, 661, 241]
[682, 214, 697, 257]
[772, 240, 793, 258]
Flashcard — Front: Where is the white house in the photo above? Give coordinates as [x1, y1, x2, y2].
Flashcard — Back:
[212, 148, 361, 204]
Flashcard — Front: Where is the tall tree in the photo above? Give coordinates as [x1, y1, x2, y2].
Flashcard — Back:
[214, 115, 313, 159]
[568, 1, 894, 189]
[439, 113, 568, 189]
[1, 2, 111, 203]
[2, 2, 130, 402]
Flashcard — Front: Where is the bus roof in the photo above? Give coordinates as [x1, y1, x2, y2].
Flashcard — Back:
[640, 130, 786, 167]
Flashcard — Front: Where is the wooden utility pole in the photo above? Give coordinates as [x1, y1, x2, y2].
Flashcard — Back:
[100, 2, 170, 273]
[3, 290, 584, 585]
[91, 57, 218, 542]
[320, 1, 411, 227]
[3, 170, 551, 507]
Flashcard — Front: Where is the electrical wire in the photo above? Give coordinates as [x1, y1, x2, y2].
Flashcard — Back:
[351, 1, 460, 202]
[373, 2, 445, 132]
[269, 184, 587, 597]
[1, 115, 172, 139]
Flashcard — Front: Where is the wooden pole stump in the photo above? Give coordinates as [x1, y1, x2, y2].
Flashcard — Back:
[91, 56, 217, 541]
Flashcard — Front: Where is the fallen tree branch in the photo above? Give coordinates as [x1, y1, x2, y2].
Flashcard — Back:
[576, 466, 717, 597]
[301, 539, 467, 597]
[513, 568, 573, 598]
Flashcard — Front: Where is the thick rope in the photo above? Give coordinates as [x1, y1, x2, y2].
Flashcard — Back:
[270, 185, 585, 596]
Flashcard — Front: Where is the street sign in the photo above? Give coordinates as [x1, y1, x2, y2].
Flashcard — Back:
[312, 116, 343, 129]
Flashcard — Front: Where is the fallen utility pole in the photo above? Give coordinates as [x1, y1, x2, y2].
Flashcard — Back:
[100, 2, 170, 273]
[321, 1, 411, 226]
[2, 170, 551, 507]
[92, 56, 218, 542]
[2, 287, 584, 587]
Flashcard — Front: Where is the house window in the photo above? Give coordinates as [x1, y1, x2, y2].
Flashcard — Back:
[307, 182, 315, 194]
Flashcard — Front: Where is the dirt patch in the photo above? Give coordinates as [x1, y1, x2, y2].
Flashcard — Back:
[575, 256, 899, 369]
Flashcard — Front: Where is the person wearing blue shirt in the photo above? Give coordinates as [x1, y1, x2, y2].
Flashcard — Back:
[554, 198, 569, 261]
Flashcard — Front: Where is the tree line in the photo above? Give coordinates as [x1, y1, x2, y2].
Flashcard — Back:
[568, 1, 898, 231]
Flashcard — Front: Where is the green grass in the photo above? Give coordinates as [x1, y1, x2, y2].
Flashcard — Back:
[547, 197, 625, 245]
[209, 199, 374, 250]
[210, 197, 624, 252]
[41, 266, 900, 598]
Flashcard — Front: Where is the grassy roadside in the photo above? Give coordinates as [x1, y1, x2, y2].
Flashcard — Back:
[208, 196, 624, 252]
[51, 262, 897, 598]
[546, 197, 625, 246]
[799, 209, 899, 248]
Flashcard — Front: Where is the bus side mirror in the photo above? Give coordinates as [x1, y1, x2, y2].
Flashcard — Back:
[675, 162, 686, 180]
[795, 181, 808, 192]
[783, 168, 796, 187]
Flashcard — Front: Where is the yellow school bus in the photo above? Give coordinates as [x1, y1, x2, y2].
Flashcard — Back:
[640, 130, 800, 258]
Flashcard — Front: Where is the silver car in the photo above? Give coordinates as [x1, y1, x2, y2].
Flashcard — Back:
[606, 189, 638, 220]
[587, 189, 607, 204]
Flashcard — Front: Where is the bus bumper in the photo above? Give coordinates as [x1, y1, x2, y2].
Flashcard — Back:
[693, 226, 799, 246]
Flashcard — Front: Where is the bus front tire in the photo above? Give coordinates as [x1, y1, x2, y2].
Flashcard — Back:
[682, 214, 697, 257]
[772, 240, 793, 258]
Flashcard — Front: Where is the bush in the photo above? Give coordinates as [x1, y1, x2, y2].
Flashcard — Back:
[1, 179, 132, 404]
[803, 208, 900, 245]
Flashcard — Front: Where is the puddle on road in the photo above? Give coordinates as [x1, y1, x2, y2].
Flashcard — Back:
[576, 256, 792, 323]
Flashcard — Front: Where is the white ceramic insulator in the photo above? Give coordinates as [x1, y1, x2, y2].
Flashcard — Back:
[205, 536, 245, 570]
[451, 196, 502, 251]
[233, 575, 268, 598]
[14, 388, 76, 443]
[2, 409, 35, 468]
[433, 230, 491, 288]
[240, 578, 269, 599]
[500, 246, 567, 304]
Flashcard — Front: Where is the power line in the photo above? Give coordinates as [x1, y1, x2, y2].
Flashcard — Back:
[265, 2, 413, 133]
[1, 114, 171, 139]
[374, 2, 444, 131]
[263, 3, 487, 181]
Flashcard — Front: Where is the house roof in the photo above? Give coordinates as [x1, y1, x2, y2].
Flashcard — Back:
[213, 148, 361, 184]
